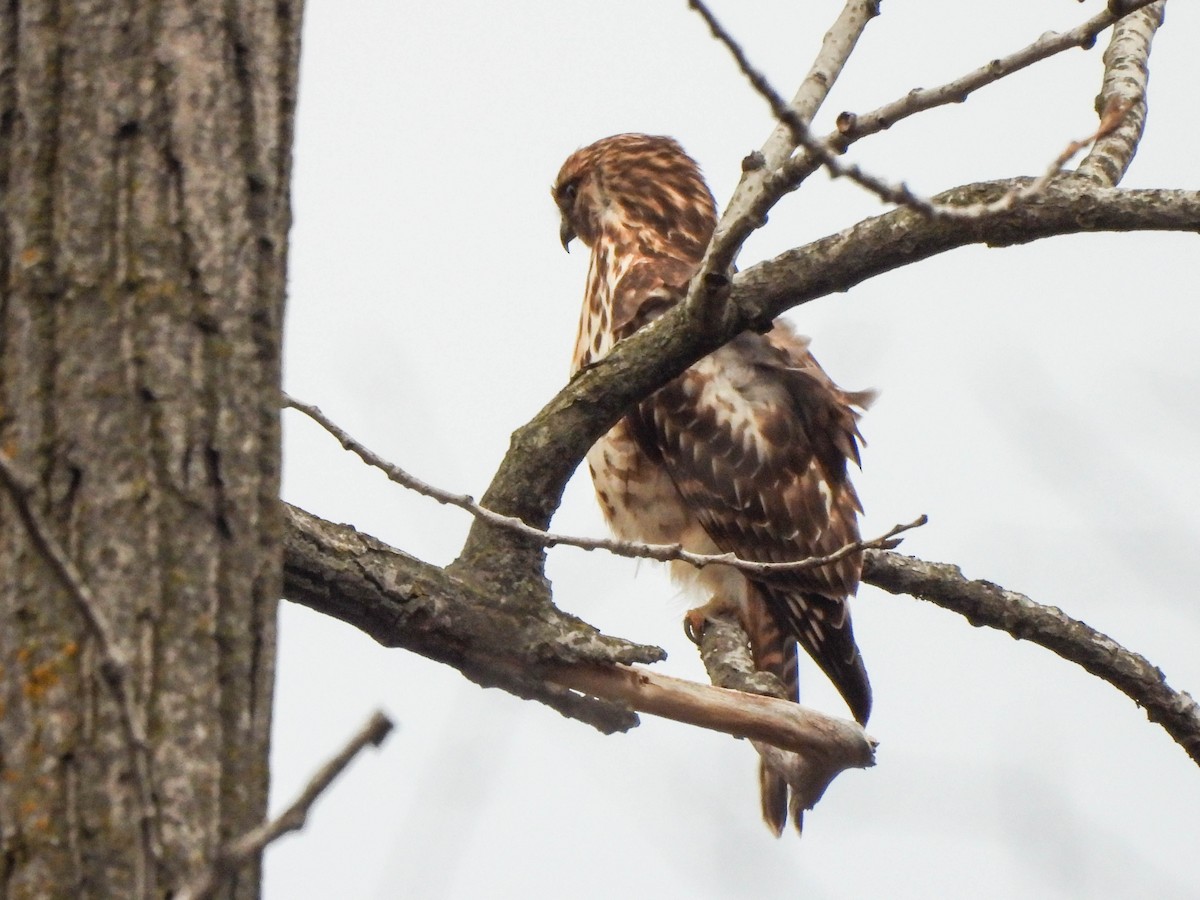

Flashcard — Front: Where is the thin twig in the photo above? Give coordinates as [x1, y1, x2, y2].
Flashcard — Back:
[284, 394, 925, 576]
[176, 711, 395, 900]
[825, 0, 1163, 156]
[0, 450, 163, 885]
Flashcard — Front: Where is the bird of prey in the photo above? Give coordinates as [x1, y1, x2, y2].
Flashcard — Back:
[553, 133, 872, 834]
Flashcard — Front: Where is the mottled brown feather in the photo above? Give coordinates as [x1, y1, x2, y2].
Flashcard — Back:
[555, 134, 872, 833]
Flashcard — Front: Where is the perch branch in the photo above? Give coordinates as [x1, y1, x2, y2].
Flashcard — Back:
[0, 450, 163, 880]
[285, 393, 924, 576]
[282, 507, 1200, 777]
[176, 711, 395, 900]
[863, 551, 1200, 765]
[282, 507, 873, 809]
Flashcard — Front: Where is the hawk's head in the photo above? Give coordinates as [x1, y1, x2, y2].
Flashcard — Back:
[552, 134, 717, 263]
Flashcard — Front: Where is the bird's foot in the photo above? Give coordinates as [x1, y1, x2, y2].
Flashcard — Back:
[683, 608, 710, 645]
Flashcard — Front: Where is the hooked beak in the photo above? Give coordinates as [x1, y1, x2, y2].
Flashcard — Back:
[559, 219, 576, 252]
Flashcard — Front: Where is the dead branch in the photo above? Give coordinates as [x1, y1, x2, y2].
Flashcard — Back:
[176, 711, 395, 900]
[863, 550, 1200, 765]
[547, 661, 874, 818]
[546, 663, 874, 762]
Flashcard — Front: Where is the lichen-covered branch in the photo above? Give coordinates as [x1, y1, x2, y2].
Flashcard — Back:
[1077, 0, 1167, 185]
[863, 551, 1200, 765]
[283, 504, 662, 733]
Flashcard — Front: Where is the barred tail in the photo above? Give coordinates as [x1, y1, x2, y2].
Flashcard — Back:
[743, 591, 801, 835]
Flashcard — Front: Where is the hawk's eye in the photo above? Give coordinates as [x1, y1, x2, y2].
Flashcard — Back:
[558, 180, 578, 205]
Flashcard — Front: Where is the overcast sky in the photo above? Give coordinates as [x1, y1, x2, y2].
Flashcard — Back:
[267, 2, 1199, 897]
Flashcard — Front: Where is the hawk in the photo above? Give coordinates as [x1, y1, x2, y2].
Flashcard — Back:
[553, 134, 873, 835]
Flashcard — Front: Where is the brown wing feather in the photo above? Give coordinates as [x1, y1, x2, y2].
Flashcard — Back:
[628, 323, 873, 724]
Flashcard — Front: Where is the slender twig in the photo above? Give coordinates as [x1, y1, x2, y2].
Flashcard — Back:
[284, 394, 925, 576]
[824, 0, 1163, 157]
[0, 450, 163, 886]
[863, 551, 1200, 766]
[176, 711, 395, 900]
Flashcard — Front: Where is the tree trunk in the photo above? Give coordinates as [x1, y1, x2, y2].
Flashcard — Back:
[0, 2, 300, 897]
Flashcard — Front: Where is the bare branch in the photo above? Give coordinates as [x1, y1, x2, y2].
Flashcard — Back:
[688, 0, 946, 216]
[285, 393, 924, 576]
[863, 551, 1200, 765]
[779, 0, 881, 135]
[693, 0, 1162, 220]
[176, 712, 395, 900]
[0, 450, 163, 880]
[282, 505, 1199, 778]
[678, 0, 880, 336]
[1077, 0, 1167, 185]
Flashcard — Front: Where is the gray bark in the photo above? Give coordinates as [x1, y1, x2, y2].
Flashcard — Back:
[0, 2, 300, 897]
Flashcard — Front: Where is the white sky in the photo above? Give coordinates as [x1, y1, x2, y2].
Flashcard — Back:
[269, 2, 1200, 897]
